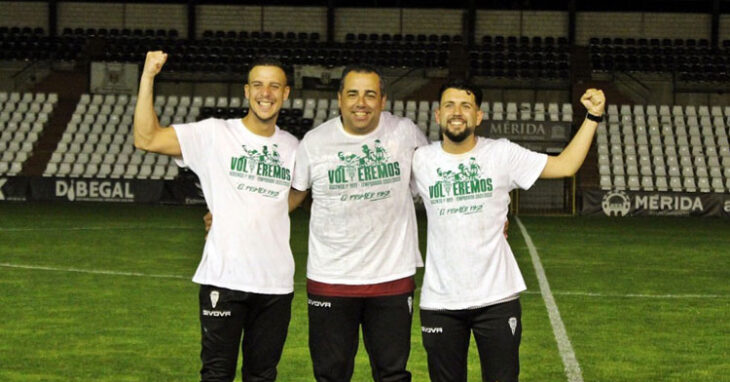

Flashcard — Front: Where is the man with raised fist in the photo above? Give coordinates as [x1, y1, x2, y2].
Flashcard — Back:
[412, 80, 605, 382]
[134, 51, 298, 382]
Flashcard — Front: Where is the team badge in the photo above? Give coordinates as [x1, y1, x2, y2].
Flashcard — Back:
[210, 290, 219, 309]
[509, 317, 517, 335]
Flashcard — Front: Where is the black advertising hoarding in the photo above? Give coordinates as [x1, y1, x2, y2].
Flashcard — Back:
[582, 189, 729, 218]
[29, 178, 163, 203]
[0, 176, 29, 201]
[167, 178, 206, 205]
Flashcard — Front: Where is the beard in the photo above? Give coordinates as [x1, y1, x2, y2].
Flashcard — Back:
[440, 121, 474, 143]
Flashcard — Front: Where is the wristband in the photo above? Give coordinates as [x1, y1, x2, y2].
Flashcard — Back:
[586, 112, 603, 122]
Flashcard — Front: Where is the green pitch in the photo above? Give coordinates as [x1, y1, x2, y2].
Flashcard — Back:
[1, 203, 728, 381]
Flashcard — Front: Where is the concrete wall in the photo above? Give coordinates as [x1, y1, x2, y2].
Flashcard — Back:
[0, 1, 48, 32]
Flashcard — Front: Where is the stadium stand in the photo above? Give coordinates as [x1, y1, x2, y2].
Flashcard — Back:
[589, 36, 730, 82]
[597, 103, 730, 193]
[470, 35, 571, 78]
[0, 27, 84, 61]
[0, 91, 57, 176]
[41, 93, 179, 179]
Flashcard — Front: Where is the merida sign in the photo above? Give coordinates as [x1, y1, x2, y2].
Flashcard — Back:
[486, 121, 569, 142]
[582, 189, 727, 217]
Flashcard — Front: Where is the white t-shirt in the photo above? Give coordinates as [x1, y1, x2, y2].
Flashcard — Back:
[173, 118, 299, 294]
[412, 137, 548, 310]
[292, 112, 428, 284]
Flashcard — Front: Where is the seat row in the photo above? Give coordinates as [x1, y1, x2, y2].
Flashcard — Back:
[0, 92, 56, 176]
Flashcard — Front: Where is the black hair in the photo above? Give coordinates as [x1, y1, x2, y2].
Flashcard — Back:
[437, 79, 483, 106]
[339, 64, 386, 95]
[247, 57, 290, 86]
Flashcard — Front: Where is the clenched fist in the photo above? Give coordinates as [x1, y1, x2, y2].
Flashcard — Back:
[580, 88, 606, 116]
[142, 50, 168, 79]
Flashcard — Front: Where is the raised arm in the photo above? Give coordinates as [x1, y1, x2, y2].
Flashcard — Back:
[540, 89, 606, 179]
[289, 188, 309, 212]
[133, 51, 182, 156]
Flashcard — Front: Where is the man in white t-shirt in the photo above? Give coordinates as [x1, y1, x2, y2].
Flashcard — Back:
[412, 80, 605, 382]
[133, 51, 299, 381]
[289, 65, 428, 381]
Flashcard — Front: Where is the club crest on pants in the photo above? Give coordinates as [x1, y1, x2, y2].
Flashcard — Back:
[210, 290, 220, 309]
[509, 317, 517, 335]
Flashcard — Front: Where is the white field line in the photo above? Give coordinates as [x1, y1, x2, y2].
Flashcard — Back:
[0, 225, 199, 232]
[516, 216, 583, 382]
[1, 263, 726, 299]
[522, 290, 729, 299]
[0, 262, 188, 279]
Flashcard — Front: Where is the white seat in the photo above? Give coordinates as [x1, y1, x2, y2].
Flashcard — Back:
[711, 178, 725, 192]
[8, 162, 22, 175]
[600, 175, 612, 190]
[671, 105, 683, 117]
[303, 98, 316, 111]
[393, 100, 405, 112]
[165, 165, 179, 179]
[613, 175, 626, 190]
[97, 164, 112, 177]
[669, 176, 682, 191]
[151, 165, 166, 179]
[641, 176, 654, 191]
[82, 163, 98, 177]
[137, 164, 152, 178]
[405, 100, 417, 112]
[43, 162, 57, 176]
[142, 155, 156, 165]
[57, 163, 71, 176]
[493, 102, 505, 113]
[111, 164, 125, 178]
[70, 163, 85, 177]
[561, 103, 572, 115]
[655, 176, 668, 191]
[627, 175, 640, 191]
[419, 100, 430, 112]
[697, 177, 710, 192]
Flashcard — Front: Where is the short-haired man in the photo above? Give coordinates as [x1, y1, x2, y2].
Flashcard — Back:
[134, 51, 298, 381]
[289, 65, 428, 381]
[411, 80, 605, 382]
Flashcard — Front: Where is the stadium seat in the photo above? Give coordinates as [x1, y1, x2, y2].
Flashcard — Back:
[641, 176, 654, 191]
[43, 162, 57, 177]
[669, 176, 683, 191]
[600, 175, 612, 190]
[613, 175, 626, 190]
[697, 177, 710, 192]
[627, 175, 640, 190]
[711, 178, 725, 192]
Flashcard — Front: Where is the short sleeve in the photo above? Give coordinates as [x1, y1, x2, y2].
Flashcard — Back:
[404, 117, 429, 148]
[503, 140, 548, 191]
[291, 140, 311, 191]
[172, 119, 214, 174]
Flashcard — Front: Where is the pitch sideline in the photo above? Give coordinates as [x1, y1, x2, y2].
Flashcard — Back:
[516, 216, 583, 382]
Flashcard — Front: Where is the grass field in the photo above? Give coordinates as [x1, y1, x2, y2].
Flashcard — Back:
[1, 202, 729, 381]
